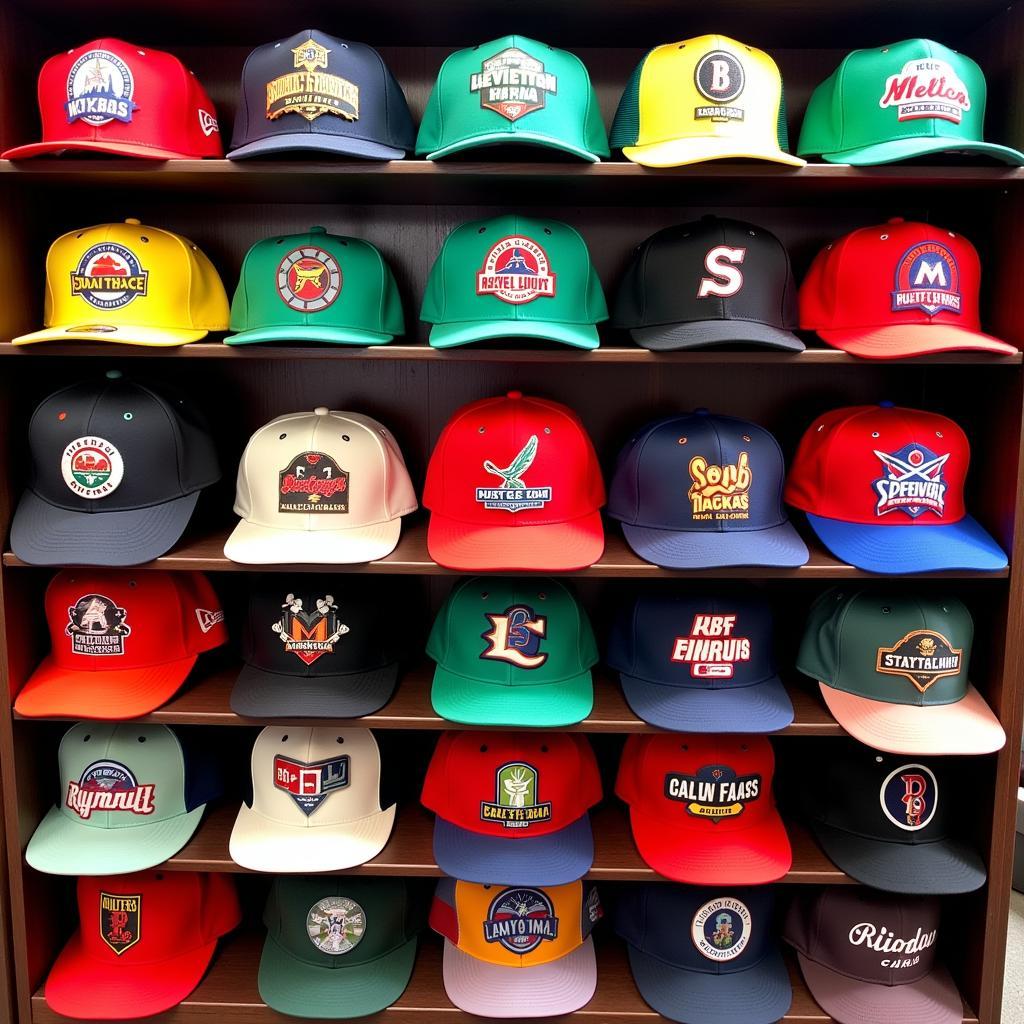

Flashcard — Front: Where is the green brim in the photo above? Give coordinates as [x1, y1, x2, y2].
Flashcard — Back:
[428, 318, 599, 350]
[258, 933, 418, 1019]
[424, 129, 604, 162]
[813, 135, 1024, 166]
[224, 325, 394, 346]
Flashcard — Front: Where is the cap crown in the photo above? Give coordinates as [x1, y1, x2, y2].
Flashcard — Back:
[797, 589, 973, 708]
[234, 410, 417, 532]
[784, 404, 970, 526]
[416, 36, 608, 158]
[423, 392, 605, 528]
[421, 731, 602, 838]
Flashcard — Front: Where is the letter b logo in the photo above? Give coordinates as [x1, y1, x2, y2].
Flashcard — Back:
[695, 51, 745, 103]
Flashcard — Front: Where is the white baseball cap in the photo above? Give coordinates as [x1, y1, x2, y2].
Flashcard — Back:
[224, 409, 417, 564]
[229, 726, 396, 872]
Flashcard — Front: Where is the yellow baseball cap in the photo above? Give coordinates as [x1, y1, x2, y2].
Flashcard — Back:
[14, 219, 229, 346]
[610, 35, 805, 168]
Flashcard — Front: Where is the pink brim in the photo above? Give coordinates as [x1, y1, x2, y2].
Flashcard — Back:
[816, 324, 1018, 360]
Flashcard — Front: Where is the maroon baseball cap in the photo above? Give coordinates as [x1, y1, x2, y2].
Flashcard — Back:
[783, 887, 961, 1024]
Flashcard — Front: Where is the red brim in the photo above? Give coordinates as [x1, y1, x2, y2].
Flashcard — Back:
[3, 140, 199, 160]
[816, 324, 1018, 360]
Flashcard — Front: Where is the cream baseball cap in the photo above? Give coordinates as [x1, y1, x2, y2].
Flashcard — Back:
[229, 726, 396, 872]
[224, 409, 417, 564]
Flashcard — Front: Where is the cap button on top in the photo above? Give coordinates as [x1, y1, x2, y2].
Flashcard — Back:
[309, 226, 327, 235]
[694, 407, 710, 416]
[314, 406, 329, 416]
[105, 370, 123, 380]
[507, 390, 523, 400]
[124, 218, 141, 226]
[879, 400, 894, 409]
[886, 217, 905, 225]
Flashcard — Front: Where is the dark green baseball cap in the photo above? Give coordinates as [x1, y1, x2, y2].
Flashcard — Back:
[416, 35, 609, 162]
[427, 576, 597, 726]
[797, 588, 1005, 755]
[226, 227, 404, 346]
[798, 39, 1024, 166]
[420, 214, 607, 349]
[258, 876, 425, 1019]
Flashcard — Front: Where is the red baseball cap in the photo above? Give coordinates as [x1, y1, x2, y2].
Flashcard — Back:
[615, 733, 791, 885]
[423, 391, 605, 571]
[15, 570, 227, 719]
[45, 870, 240, 1019]
[799, 218, 1016, 359]
[3, 39, 223, 160]
[784, 403, 1008, 574]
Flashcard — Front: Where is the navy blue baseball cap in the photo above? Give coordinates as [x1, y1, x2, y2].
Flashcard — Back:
[228, 31, 415, 160]
[608, 593, 793, 733]
[614, 884, 792, 1024]
[607, 411, 809, 568]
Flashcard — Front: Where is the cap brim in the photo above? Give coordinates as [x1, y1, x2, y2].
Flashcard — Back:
[427, 510, 604, 572]
[425, 129, 602, 163]
[814, 135, 1024, 166]
[804, 512, 1008, 573]
[10, 488, 200, 566]
[796, 952, 962, 1024]
[818, 681, 1006, 755]
[816, 324, 1017, 359]
[224, 516, 403, 565]
[626, 804, 792, 884]
[626, 942, 792, 1024]
[224, 324, 393, 346]
[13, 324, 209, 346]
[227, 133, 406, 161]
[619, 673, 794, 733]
[26, 803, 205, 875]
[230, 662, 399, 719]
[3, 139, 210, 160]
[428, 318, 599, 350]
[14, 652, 197, 719]
[228, 801, 396, 872]
[258, 932, 418, 1019]
[631, 319, 805, 352]
[621, 520, 809, 568]
[432, 813, 594, 885]
[441, 937, 597, 1017]
[622, 137, 805, 168]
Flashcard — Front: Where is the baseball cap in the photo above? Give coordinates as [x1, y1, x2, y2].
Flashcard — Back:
[258, 876, 426, 1019]
[226, 227, 403, 346]
[421, 731, 602, 884]
[424, 391, 605, 571]
[11, 371, 220, 567]
[26, 723, 222, 876]
[429, 878, 602, 1017]
[784, 403, 1008, 573]
[420, 214, 607, 349]
[803, 738, 987, 893]
[614, 884, 792, 1024]
[16, 571, 226, 719]
[615, 733, 792, 884]
[4, 39, 222, 160]
[800, 219, 1016, 359]
[427, 577, 597, 726]
[610, 35, 804, 167]
[228, 31, 414, 160]
[784, 888, 962, 1024]
[607, 592, 793, 733]
[608, 410, 808, 568]
[798, 39, 1024, 166]
[13, 219, 229, 347]
[231, 577, 400, 719]
[224, 408, 417, 565]
[44, 870, 240, 1019]
[611, 216, 803, 351]
[229, 726, 396, 872]
[416, 35, 609, 162]
[797, 588, 1005, 755]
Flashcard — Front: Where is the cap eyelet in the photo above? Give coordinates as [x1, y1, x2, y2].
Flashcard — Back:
[742, 434, 751, 442]
[875, 756, 884, 763]
[881, 607, 891, 614]
[543, 227, 552, 235]
[936, 431, 944, 438]
[336, 737, 344, 744]
[477, 227, 486, 234]
[880, 234, 889, 241]
[137, 736, 146, 743]
[341, 435, 350, 442]
[480, 745, 488, 753]
[478, 426, 485, 434]
[871, 431, 879, 438]
[139, 236, 149, 244]
[58, 412, 67, 421]
[279, 433, 287, 440]
[544, 427, 551, 434]
[538, 592, 546, 600]
[540, 745, 549, 753]
[129, 580, 137, 588]
[83, 734, 91, 742]
[281, 734, 289, 742]
[123, 412, 133, 421]
[679, 743, 688, 752]
[678, 437, 687, 445]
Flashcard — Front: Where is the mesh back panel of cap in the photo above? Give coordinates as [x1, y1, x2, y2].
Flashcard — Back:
[609, 55, 650, 148]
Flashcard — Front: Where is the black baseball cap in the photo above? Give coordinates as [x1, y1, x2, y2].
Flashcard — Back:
[228, 31, 415, 160]
[611, 216, 803, 351]
[230, 577, 401, 718]
[614, 883, 792, 1024]
[11, 371, 219, 566]
[803, 738, 986, 894]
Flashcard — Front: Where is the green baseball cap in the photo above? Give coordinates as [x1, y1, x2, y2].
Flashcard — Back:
[226, 227, 404, 346]
[798, 39, 1024, 166]
[416, 35, 609, 162]
[259, 876, 425, 1019]
[427, 576, 597, 726]
[797, 588, 1005, 755]
[421, 214, 607, 349]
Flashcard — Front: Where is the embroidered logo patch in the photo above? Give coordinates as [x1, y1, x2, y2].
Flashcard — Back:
[694, 50, 745, 121]
[477, 236, 556, 304]
[198, 109, 219, 136]
[671, 614, 750, 678]
[880, 763, 938, 831]
[66, 760, 156, 820]
[272, 592, 349, 666]
[665, 764, 761, 820]
[274, 753, 349, 815]
[66, 593, 130, 655]
[470, 48, 556, 121]
[692, 897, 751, 961]
[876, 630, 962, 692]
[477, 435, 552, 512]
[892, 241, 961, 316]
[61, 436, 124, 500]
[689, 451, 751, 521]
[195, 608, 224, 634]
[277, 247, 342, 313]
[266, 38, 359, 122]
[279, 451, 349, 513]
[480, 762, 552, 829]
[483, 888, 559, 954]
[873, 444, 948, 518]
[70, 243, 148, 310]
[66, 50, 138, 126]
[100, 892, 141, 955]
[307, 897, 366, 955]
[481, 605, 547, 668]
[698, 245, 746, 298]
[879, 59, 970, 124]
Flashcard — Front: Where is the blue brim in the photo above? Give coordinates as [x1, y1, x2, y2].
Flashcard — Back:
[805, 513, 1007, 574]
[621, 520, 809, 568]
[619, 673, 794, 733]
[432, 813, 593, 886]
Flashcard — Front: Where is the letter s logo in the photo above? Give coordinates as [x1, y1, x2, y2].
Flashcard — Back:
[698, 246, 746, 298]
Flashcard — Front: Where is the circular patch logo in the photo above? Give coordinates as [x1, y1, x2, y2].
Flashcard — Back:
[695, 51, 745, 103]
[476, 236, 556, 305]
[484, 888, 558, 955]
[893, 241, 962, 317]
[277, 247, 342, 313]
[880, 763, 938, 831]
[70, 243, 149, 311]
[691, 897, 752, 961]
[80, 760, 137, 793]
[62, 437, 124, 500]
[65, 50, 138, 126]
[306, 897, 366, 955]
